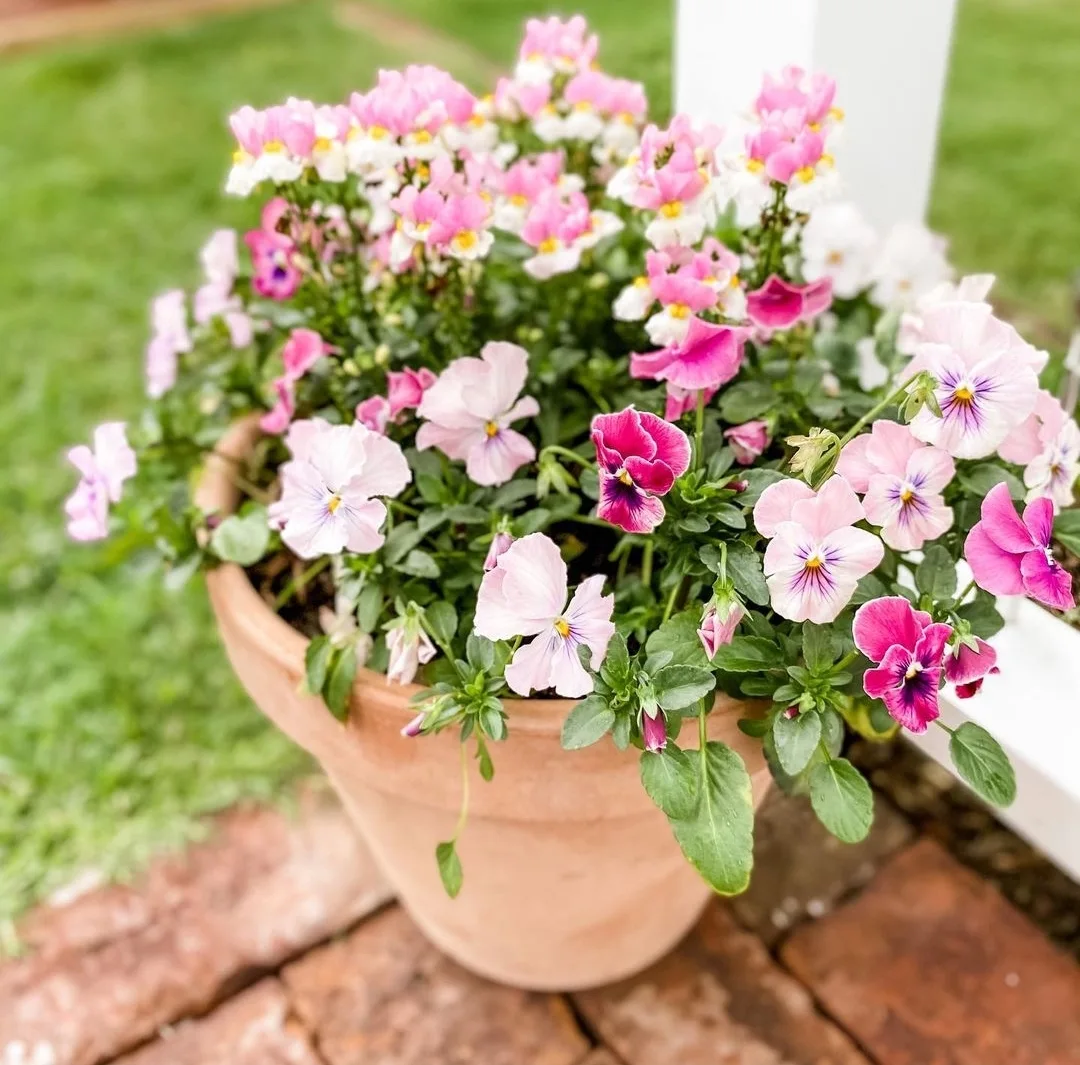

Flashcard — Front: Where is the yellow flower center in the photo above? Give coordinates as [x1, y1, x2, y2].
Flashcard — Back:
[538, 236, 560, 254]
[453, 230, 479, 252]
[485, 421, 500, 437]
[369, 125, 389, 141]
[632, 275, 649, 289]
[659, 201, 683, 219]
[468, 114, 486, 128]
[830, 106, 846, 122]
[669, 302, 690, 320]
[554, 617, 571, 638]
[804, 555, 823, 571]
[232, 148, 252, 165]
[510, 193, 529, 207]
[617, 111, 636, 125]
[746, 158, 765, 173]
[573, 101, 594, 112]
[262, 140, 285, 154]
[314, 136, 333, 153]
[729, 274, 741, 289]
[327, 494, 342, 514]
[953, 385, 975, 405]
[905, 661, 922, 680]
[412, 129, 433, 144]
[826, 250, 844, 266]
[795, 165, 816, 184]
[415, 221, 432, 234]
[617, 467, 634, 486]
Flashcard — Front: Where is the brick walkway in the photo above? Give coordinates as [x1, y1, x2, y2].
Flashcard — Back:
[2, 785, 1079, 1065]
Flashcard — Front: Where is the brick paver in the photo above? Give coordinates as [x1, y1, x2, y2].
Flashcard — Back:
[782, 839, 1080, 1065]
[282, 906, 590, 1065]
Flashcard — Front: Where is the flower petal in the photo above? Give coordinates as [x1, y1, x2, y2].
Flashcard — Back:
[965, 521, 1025, 596]
[980, 482, 1034, 554]
[853, 595, 924, 662]
[1020, 549, 1075, 611]
[752, 478, 815, 538]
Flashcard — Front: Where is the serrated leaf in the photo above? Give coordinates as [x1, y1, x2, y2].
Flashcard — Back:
[325, 646, 358, 720]
[809, 758, 873, 843]
[772, 710, 822, 775]
[949, 722, 1016, 806]
[667, 741, 754, 894]
[640, 744, 698, 819]
[652, 664, 716, 711]
[726, 541, 769, 605]
[916, 544, 958, 599]
[711, 636, 780, 672]
[802, 623, 836, 672]
[645, 609, 709, 668]
[209, 507, 270, 566]
[561, 695, 615, 750]
[435, 840, 463, 897]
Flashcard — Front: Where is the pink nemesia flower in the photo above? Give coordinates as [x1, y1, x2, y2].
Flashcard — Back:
[630, 317, 750, 392]
[746, 274, 832, 331]
[755, 66, 839, 130]
[268, 420, 412, 558]
[853, 596, 952, 733]
[836, 421, 955, 550]
[698, 600, 745, 659]
[964, 482, 1075, 611]
[427, 193, 494, 261]
[65, 422, 137, 542]
[473, 533, 615, 698]
[664, 383, 717, 422]
[387, 367, 437, 419]
[906, 301, 1042, 460]
[754, 477, 885, 623]
[484, 530, 514, 572]
[416, 342, 539, 486]
[945, 638, 999, 699]
[591, 407, 691, 534]
[515, 15, 598, 83]
[724, 420, 770, 465]
[355, 395, 391, 435]
[386, 623, 437, 686]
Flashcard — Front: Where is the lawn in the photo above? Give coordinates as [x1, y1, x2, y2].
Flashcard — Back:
[1, 0, 1077, 925]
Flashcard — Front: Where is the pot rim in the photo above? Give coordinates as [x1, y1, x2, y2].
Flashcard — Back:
[199, 416, 749, 736]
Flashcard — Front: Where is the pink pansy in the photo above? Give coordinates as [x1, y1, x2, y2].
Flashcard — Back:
[387, 367, 437, 419]
[484, 530, 514, 572]
[746, 274, 833, 331]
[282, 416, 331, 463]
[65, 422, 137, 542]
[836, 421, 955, 551]
[945, 638, 999, 699]
[245, 203, 301, 301]
[664, 383, 717, 422]
[964, 482, 1075, 611]
[355, 395, 391, 435]
[853, 596, 952, 733]
[591, 407, 691, 534]
[998, 390, 1066, 466]
[698, 601, 745, 659]
[268, 420, 411, 559]
[755, 477, 885, 623]
[724, 421, 770, 466]
[282, 328, 332, 379]
[906, 301, 1041, 459]
[386, 623, 437, 686]
[416, 342, 539, 486]
[630, 318, 750, 392]
[473, 533, 615, 698]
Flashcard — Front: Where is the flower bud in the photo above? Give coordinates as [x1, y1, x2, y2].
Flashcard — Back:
[400, 712, 425, 738]
[484, 530, 514, 571]
[641, 709, 667, 753]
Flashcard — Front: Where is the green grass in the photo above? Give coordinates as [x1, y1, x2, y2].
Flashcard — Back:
[1, 0, 1078, 922]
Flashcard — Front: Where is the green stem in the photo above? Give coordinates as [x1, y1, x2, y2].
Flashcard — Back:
[933, 718, 955, 737]
[955, 578, 977, 603]
[453, 740, 471, 843]
[837, 382, 912, 449]
[390, 499, 420, 518]
[540, 444, 592, 468]
[641, 540, 654, 588]
[662, 580, 682, 624]
[227, 468, 273, 506]
[698, 702, 709, 764]
[835, 649, 860, 672]
[694, 388, 707, 469]
[563, 513, 614, 531]
[274, 556, 331, 609]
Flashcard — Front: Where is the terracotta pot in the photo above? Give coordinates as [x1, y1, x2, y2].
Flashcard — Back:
[199, 419, 772, 991]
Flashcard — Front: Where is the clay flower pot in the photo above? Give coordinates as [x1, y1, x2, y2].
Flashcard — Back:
[199, 419, 771, 991]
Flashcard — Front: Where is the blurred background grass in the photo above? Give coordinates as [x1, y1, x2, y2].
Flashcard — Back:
[1, 0, 1078, 925]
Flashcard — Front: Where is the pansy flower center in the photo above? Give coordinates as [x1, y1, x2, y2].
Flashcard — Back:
[553, 617, 571, 638]
[904, 661, 923, 681]
[327, 493, 343, 514]
[615, 466, 634, 486]
[953, 383, 975, 405]
[484, 420, 500, 438]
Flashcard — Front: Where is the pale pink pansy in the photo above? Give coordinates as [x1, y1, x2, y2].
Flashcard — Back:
[836, 421, 955, 551]
[416, 341, 539, 486]
[355, 395, 392, 435]
[386, 622, 437, 686]
[897, 273, 996, 354]
[998, 390, 1080, 511]
[754, 477, 884, 623]
[268, 420, 411, 559]
[145, 290, 191, 399]
[64, 423, 137, 542]
[387, 367, 437, 419]
[473, 533, 615, 698]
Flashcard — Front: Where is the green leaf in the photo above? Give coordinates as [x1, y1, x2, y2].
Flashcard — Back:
[466, 633, 495, 672]
[949, 722, 1016, 806]
[209, 507, 270, 566]
[645, 609, 709, 668]
[424, 601, 458, 648]
[652, 664, 716, 711]
[851, 572, 890, 607]
[809, 758, 873, 843]
[304, 636, 333, 696]
[680, 514, 711, 533]
[719, 380, 775, 422]
[772, 710, 822, 775]
[916, 544, 958, 599]
[325, 647, 358, 720]
[737, 715, 771, 737]
[561, 694, 615, 750]
[435, 840, 463, 898]
[1055, 509, 1080, 556]
[736, 468, 786, 507]
[712, 636, 780, 672]
[668, 741, 755, 894]
[355, 584, 383, 633]
[955, 592, 1005, 639]
[640, 744, 698, 819]
[600, 631, 631, 688]
[959, 463, 1025, 500]
[802, 623, 836, 672]
[399, 549, 440, 578]
[726, 541, 769, 605]
[713, 504, 747, 529]
[611, 713, 632, 750]
[383, 522, 424, 564]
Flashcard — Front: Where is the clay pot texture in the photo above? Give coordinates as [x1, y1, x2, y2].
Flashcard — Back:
[199, 418, 771, 991]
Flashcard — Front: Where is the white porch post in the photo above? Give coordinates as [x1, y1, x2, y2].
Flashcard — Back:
[674, 0, 959, 233]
